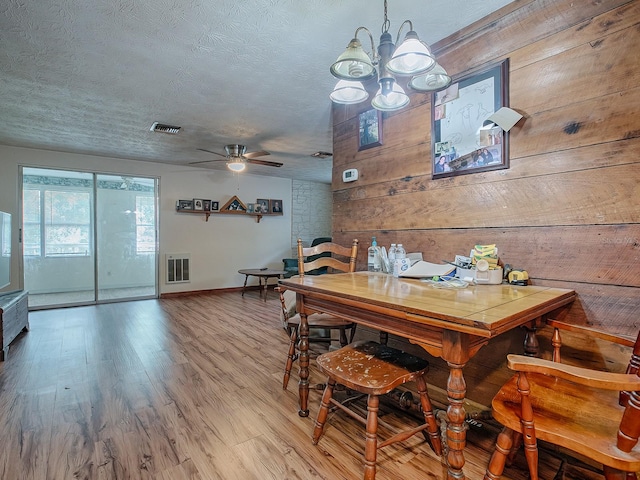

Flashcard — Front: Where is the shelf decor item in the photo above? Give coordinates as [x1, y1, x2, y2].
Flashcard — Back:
[269, 199, 283, 215]
[193, 199, 205, 211]
[177, 199, 193, 210]
[256, 199, 269, 214]
[220, 195, 247, 213]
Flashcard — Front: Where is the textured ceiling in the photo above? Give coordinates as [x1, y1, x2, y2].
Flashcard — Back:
[0, 0, 513, 183]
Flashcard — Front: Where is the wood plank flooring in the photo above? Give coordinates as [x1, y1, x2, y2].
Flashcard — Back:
[0, 291, 603, 479]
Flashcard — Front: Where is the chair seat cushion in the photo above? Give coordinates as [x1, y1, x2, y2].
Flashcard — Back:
[492, 372, 640, 471]
[316, 341, 429, 395]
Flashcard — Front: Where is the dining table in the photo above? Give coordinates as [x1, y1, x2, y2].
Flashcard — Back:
[278, 271, 576, 480]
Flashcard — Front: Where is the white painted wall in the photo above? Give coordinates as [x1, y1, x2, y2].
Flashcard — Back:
[0, 145, 292, 295]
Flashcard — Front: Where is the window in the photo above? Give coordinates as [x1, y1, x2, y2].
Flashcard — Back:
[135, 195, 155, 254]
[23, 188, 92, 257]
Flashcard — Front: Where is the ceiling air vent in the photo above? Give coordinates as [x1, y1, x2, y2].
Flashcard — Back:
[150, 122, 181, 134]
[311, 151, 332, 158]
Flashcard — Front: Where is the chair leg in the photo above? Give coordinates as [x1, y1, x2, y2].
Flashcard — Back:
[283, 327, 298, 390]
[338, 326, 348, 347]
[517, 373, 539, 480]
[313, 378, 336, 445]
[415, 376, 442, 456]
[484, 427, 515, 480]
[348, 324, 357, 343]
[364, 394, 380, 480]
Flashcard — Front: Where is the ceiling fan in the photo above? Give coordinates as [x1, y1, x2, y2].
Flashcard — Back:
[191, 144, 283, 172]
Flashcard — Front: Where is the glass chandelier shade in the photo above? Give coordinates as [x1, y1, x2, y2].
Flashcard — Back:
[329, 38, 377, 81]
[329, 80, 369, 104]
[408, 63, 452, 92]
[226, 159, 246, 172]
[371, 77, 410, 111]
[386, 31, 436, 76]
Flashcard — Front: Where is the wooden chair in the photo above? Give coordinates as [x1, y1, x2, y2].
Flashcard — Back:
[312, 341, 442, 480]
[484, 324, 640, 480]
[279, 238, 359, 390]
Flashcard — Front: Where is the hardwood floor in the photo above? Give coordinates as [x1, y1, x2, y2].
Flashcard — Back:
[0, 291, 603, 479]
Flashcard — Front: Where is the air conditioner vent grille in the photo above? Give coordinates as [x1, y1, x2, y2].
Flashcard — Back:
[150, 122, 181, 134]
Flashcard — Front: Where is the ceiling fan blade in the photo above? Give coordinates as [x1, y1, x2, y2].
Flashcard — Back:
[188, 159, 227, 165]
[246, 158, 283, 167]
[197, 148, 227, 157]
[243, 150, 270, 159]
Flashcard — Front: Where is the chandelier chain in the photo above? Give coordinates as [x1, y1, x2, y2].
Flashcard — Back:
[382, 0, 390, 34]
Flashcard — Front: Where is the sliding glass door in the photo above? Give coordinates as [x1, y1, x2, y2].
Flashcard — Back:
[22, 167, 158, 308]
[95, 174, 157, 302]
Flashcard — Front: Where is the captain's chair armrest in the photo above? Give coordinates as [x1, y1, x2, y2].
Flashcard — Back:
[507, 354, 640, 391]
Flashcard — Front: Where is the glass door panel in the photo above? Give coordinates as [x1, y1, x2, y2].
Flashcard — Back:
[23, 168, 96, 307]
[95, 175, 157, 302]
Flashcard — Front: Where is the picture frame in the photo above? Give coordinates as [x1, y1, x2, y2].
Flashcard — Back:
[210, 201, 219, 212]
[193, 198, 205, 211]
[246, 203, 255, 214]
[432, 59, 509, 179]
[203, 199, 211, 212]
[358, 109, 383, 151]
[269, 199, 283, 215]
[256, 199, 269, 214]
[177, 199, 193, 210]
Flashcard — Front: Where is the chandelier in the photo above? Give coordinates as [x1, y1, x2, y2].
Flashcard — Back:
[329, 0, 451, 111]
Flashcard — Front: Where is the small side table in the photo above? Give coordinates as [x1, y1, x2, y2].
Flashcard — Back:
[238, 269, 287, 301]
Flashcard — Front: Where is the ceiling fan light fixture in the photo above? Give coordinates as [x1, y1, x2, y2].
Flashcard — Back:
[226, 159, 246, 172]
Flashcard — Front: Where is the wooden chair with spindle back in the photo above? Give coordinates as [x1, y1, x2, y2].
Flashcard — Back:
[484, 323, 640, 480]
[278, 238, 359, 390]
[312, 340, 442, 480]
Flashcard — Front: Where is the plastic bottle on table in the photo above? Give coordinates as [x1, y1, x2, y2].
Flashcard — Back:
[396, 244, 406, 260]
[367, 237, 381, 272]
[388, 244, 397, 276]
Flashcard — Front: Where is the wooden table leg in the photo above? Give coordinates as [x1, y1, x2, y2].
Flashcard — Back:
[441, 330, 474, 480]
[241, 274, 249, 297]
[298, 310, 310, 417]
[445, 360, 468, 480]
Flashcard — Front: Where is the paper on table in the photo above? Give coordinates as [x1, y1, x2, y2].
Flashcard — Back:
[398, 261, 456, 278]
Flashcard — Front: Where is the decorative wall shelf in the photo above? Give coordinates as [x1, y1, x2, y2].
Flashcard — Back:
[175, 208, 274, 223]
[176, 195, 280, 223]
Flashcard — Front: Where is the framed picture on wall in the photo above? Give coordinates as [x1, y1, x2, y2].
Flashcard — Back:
[193, 198, 205, 211]
[358, 109, 382, 151]
[432, 59, 509, 179]
[256, 198, 269, 214]
[211, 201, 219, 212]
[270, 199, 283, 215]
[203, 199, 211, 211]
[177, 199, 193, 210]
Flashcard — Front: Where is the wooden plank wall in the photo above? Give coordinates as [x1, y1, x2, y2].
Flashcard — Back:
[331, 0, 640, 341]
